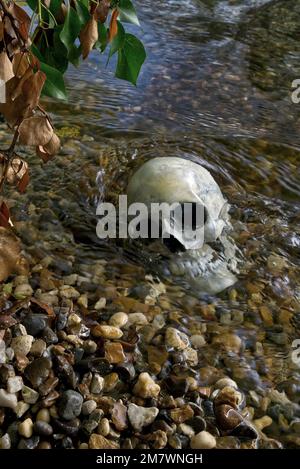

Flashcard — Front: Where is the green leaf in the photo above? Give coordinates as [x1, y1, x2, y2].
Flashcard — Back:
[94, 23, 108, 53]
[115, 33, 146, 85]
[59, 6, 82, 57]
[108, 21, 125, 59]
[75, 0, 90, 26]
[118, 0, 140, 26]
[49, 0, 62, 16]
[31, 43, 44, 62]
[40, 62, 68, 100]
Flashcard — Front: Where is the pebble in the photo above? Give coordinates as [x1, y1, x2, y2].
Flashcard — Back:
[94, 298, 106, 310]
[90, 374, 104, 394]
[133, 372, 161, 398]
[91, 325, 123, 339]
[215, 404, 243, 431]
[33, 421, 53, 437]
[58, 390, 83, 420]
[98, 418, 110, 436]
[59, 285, 80, 299]
[89, 434, 119, 449]
[36, 408, 51, 423]
[82, 400, 97, 416]
[127, 312, 148, 327]
[253, 415, 273, 431]
[24, 358, 52, 388]
[78, 294, 88, 308]
[190, 334, 206, 348]
[0, 433, 11, 449]
[18, 418, 34, 438]
[7, 376, 23, 393]
[170, 405, 194, 423]
[14, 284, 33, 298]
[212, 333, 242, 354]
[0, 339, 6, 364]
[190, 431, 217, 449]
[0, 389, 18, 409]
[215, 377, 238, 390]
[30, 339, 47, 357]
[11, 335, 34, 356]
[22, 385, 39, 404]
[22, 314, 48, 336]
[105, 342, 126, 364]
[165, 328, 190, 350]
[15, 401, 30, 418]
[128, 403, 159, 432]
[214, 386, 244, 409]
[109, 312, 128, 328]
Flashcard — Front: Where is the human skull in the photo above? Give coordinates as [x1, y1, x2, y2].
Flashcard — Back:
[126, 157, 238, 294]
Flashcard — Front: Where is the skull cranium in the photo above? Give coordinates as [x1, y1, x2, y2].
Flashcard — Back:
[126, 156, 238, 294]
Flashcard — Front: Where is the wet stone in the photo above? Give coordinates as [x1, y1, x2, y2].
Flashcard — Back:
[24, 358, 52, 388]
[11, 335, 34, 356]
[190, 431, 216, 449]
[165, 328, 190, 350]
[215, 404, 243, 431]
[58, 390, 83, 420]
[22, 314, 48, 337]
[133, 372, 161, 399]
[34, 421, 53, 436]
[128, 403, 159, 432]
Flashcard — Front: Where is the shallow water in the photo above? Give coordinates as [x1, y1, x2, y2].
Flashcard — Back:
[2, 0, 300, 446]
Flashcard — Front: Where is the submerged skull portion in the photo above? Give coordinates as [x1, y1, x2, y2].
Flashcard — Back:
[126, 157, 238, 294]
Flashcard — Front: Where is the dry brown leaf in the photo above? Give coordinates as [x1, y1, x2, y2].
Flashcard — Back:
[108, 8, 119, 42]
[8, 2, 30, 41]
[22, 70, 46, 110]
[0, 201, 11, 228]
[19, 116, 53, 146]
[0, 226, 21, 283]
[12, 52, 30, 78]
[36, 132, 60, 162]
[0, 51, 15, 83]
[80, 16, 99, 60]
[0, 75, 33, 125]
[6, 156, 29, 193]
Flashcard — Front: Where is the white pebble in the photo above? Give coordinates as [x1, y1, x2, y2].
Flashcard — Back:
[0, 389, 18, 409]
[7, 376, 23, 393]
[190, 431, 216, 449]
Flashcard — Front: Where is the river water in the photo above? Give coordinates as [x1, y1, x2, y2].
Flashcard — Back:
[2, 0, 300, 447]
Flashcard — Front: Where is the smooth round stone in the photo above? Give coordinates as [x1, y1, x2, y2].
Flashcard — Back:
[14, 284, 33, 298]
[128, 403, 159, 432]
[133, 372, 160, 398]
[37, 441, 52, 449]
[190, 431, 216, 449]
[59, 285, 80, 299]
[98, 418, 110, 436]
[24, 357, 52, 388]
[215, 404, 243, 431]
[22, 314, 48, 336]
[33, 421, 53, 437]
[215, 377, 238, 390]
[90, 374, 104, 394]
[212, 333, 242, 354]
[109, 312, 128, 328]
[36, 408, 51, 423]
[7, 376, 23, 393]
[190, 334, 206, 348]
[165, 328, 190, 350]
[82, 400, 97, 416]
[11, 335, 34, 356]
[0, 389, 18, 409]
[0, 433, 11, 449]
[91, 325, 123, 339]
[127, 313, 148, 327]
[253, 415, 273, 431]
[18, 418, 34, 438]
[58, 390, 83, 420]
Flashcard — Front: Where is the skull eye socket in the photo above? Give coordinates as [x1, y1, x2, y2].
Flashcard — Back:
[171, 202, 208, 232]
